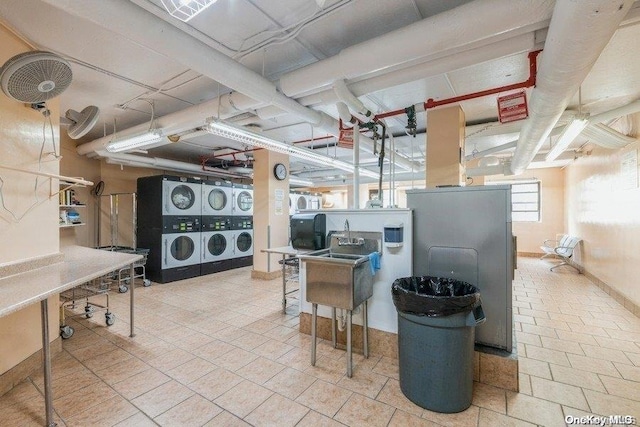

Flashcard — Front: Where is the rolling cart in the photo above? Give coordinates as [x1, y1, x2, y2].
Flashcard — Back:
[59, 278, 115, 339]
[96, 192, 151, 292]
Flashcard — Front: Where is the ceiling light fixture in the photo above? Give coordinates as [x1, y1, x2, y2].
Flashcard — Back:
[160, 0, 218, 22]
[106, 129, 165, 153]
[545, 115, 589, 161]
[206, 119, 379, 179]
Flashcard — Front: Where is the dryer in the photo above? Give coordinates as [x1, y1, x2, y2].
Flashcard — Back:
[309, 193, 322, 210]
[290, 191, 309, 214]
[233, 184, 253, 216]
[201, 216, 234, 275]
[230, 216, 253, 268]
[138, 215, 201, 283]
[162, 176, 202, 216]
[202, 180, 233, 216]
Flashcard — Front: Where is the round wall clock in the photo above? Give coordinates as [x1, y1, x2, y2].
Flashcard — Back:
[273, 163, 288, 180]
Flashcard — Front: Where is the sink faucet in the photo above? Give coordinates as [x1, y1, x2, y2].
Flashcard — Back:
[344, 219, 350, 242]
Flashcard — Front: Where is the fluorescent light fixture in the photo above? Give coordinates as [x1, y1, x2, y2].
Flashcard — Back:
[206, 119, 380, 179]
[106, 129, 165, 153]
[160, 0, 218, 22]
[289, 176, 315, 187]
[545, 116, 589, 162]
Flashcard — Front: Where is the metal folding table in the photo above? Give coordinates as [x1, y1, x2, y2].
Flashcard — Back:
[0, 246, 141, 427]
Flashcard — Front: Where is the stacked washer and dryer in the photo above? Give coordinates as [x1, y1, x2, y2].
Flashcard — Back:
[201, 180, 234, 275]
[137, 175, 254, 283]
[230, 183, 254, 268]
[137, 175, 202, 283]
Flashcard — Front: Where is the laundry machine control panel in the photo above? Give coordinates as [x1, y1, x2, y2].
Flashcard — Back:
[163, 216, 201, 233]
[202, 216, 231, 231]
[231, 216, 253, 230]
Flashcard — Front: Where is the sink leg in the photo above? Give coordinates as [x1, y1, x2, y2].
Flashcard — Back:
[311, 303, 317, 366]
[363, 300, 369, 359]
[331, 307, 337, 348]
[347, 309, 352, 378]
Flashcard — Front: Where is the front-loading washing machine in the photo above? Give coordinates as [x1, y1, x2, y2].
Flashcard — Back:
[233, 184, 253, 216]
[202, 180, 233, 216]
[138, 215, 201, 283]
[290, 191, 309, 214]
[201, 216, 234, 275]
[230, 216, 253, 268]
[162, 176, 202, 216]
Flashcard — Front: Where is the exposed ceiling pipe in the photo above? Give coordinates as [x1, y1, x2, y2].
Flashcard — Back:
[292, 33, 537, 113]
[280, 0, 554, 97]
[104, 153, 248, 179]
[50, 0, 418, 170]
[333, 80, 372, 119]
[581, 123, 636, 149]
[465, 141, 518, 162]
[510, 0, 634, 175]
[466, 162, 513, 177]
[588, 98, 640, 124]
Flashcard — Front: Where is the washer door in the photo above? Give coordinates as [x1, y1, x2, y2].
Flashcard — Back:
[164, 181, 201, 215]
[164, 234, 200, 268]
[172, 185, 195, 210]
[297, 196, 307, 210]
[236, 190, 253, 213]
[236, 231, 253, 254]
[208, 233, 227, 256]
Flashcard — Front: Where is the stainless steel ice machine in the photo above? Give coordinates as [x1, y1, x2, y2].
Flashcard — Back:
[407, 186, 514, 351]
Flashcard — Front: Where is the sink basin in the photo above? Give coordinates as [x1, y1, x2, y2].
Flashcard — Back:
[299, 249, 374, 310]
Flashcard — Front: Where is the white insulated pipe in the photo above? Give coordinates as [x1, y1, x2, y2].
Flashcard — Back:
[293, 32, 536, 111]
[42, 0, 323, 128]
[104, 153, 247, 179]
[588, 98, 640, 124]
[280, 0, 553, 97]
[510, 0, 634, 175]
[333, 80, 372, 118]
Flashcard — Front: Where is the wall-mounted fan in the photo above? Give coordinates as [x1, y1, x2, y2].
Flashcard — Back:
[0, 51, 72, 103]
[61, 106, 100, 139]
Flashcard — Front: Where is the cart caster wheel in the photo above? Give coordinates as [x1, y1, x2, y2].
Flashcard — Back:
[124, 278, 131, 286]
[105, 313, 115, 326]
[85, 306, 94, 318]
[118, 284, 129, 293]
[143, 279, 151, 287]
[60, 326, 74, 339]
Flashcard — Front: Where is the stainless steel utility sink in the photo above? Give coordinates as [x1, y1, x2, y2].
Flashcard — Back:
[298, 249, 373, 310]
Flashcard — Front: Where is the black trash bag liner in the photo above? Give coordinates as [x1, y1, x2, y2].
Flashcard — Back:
[391, 276, 481, 317]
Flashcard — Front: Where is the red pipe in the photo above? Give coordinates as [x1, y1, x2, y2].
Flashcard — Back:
[373, 50, 541, 121]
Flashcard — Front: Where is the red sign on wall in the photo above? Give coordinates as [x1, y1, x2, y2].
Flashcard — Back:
[497, 91, 528, 123]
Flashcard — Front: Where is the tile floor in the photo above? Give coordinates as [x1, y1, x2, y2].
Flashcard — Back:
[1, 257, 640, 426]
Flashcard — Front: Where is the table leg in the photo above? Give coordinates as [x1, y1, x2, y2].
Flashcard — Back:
[40, 299, 56, 427]
[129, 262, 135, 338]
[282, 254, 287, 314]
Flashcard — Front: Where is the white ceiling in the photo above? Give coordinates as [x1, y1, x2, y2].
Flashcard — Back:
[1, 0, 639, 187]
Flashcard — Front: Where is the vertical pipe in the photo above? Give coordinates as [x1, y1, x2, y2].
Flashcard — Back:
[311, 303, 317, 366]
[281, 254, 287, 314]
[132, 193, 137, 249]
[363, 300, 369, 359]
[40, 299, 55, 427]
[347, 310, 353, 377]
[378, 125, 386, 205]
[331, 307, 337, 348]
[352, 123, 360, 209]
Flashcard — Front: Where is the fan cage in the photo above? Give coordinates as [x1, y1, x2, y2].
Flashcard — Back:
[0, 51, 72, 103]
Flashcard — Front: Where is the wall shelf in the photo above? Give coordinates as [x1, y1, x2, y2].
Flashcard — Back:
[59, 223, 86, 228]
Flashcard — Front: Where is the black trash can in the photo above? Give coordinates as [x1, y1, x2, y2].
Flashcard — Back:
[391, 276, 485, 413]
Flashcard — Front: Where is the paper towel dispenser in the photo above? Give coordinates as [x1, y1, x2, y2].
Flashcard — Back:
[291, 213, 326, 250]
